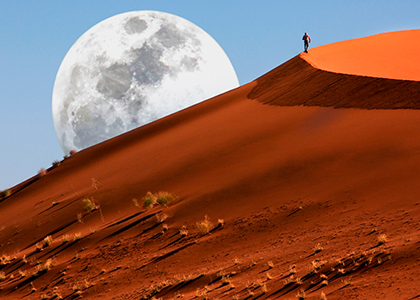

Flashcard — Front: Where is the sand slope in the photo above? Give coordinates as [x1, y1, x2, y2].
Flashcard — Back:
[1, 30, 420, 300]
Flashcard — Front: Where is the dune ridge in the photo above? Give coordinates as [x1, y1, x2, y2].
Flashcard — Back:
[1, 30, 420, 299]
[248, 55, 420, 109]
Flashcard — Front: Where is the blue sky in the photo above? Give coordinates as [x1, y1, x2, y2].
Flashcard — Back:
[1, 1, 419, 189]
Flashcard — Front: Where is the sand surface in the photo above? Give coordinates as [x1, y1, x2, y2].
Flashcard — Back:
[1, 30, 420, 299]
[304, 29, 420, 81]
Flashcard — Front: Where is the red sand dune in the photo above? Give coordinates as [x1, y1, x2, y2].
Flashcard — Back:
[1, 30, 420, 300]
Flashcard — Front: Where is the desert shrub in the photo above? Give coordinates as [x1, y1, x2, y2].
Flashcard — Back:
[1, 254, 10, 265]
[69, 149, 77, 155]
[0, 271, 5, 282]
[62, 234, 71, 243]
[180, 226, 188, 237]
[156, 213, 168, 223]
[314, 243, 323, 253]
[74, 232, 82, 241]
[196, 215, 214, 234]
[156, 191, 178, 207]
[0, 190, 11, 198]
[52, 160, 61, 167]
[296, 289, 306, 299]
[141, 191, 179, 209]
[43, 259, 54, 271]
[261, 283, 268, 294]
[38, 168, 47, 178]
[142, 191, 157, 209]
[377, 234, 388, 245]
[91, 178, 100, 190]
[82, 198, 98, 212]
[132, 198, 139, 207]
[43, 235, 53, 248]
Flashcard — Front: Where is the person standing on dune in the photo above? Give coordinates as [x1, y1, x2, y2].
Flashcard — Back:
[302, 32, 311, 53]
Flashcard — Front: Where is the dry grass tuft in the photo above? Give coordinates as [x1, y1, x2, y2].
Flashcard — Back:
[52, 160, 61, 167]
[180, 226, 188, 237]
[156, 213, 168, 223]
[38, 168, 47, 178]
[377, 234, 388, 245]
[82, 198, 99, 212]
[0, 190, 11, 198]
[62, 234, 71, 243]
[43, 235, 53, 248]
[156, 191, 179, 207]
[261, 283, 268, 294]
[43, 258, 54, 271]
[296, 289, 306, 299]
[132, 198, 139, 207]
[74, 232, 83, 241]
[142, 191, 179, 209]
[341, 277, 352, 287]
[142, 191, 157, 209]
[314, 243, 323, 254]
[196, 215, 214, 234]
[1, 254, 11, 265]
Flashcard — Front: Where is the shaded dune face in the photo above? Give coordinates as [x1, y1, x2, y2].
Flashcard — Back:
[248, 55, 420, 109]
[249, 29, 420, 109]
[1, 30, 420, 300]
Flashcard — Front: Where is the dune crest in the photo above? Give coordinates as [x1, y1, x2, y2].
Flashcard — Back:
[249, 30, 420, 109]
[304, 29, 420, 81]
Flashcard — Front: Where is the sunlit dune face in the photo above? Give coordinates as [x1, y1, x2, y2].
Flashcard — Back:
[303, 29, 420, 81]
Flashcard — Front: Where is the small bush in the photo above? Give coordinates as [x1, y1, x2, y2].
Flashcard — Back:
[314, 243, 323, 253]
[377, 234, 388, 245]
[180, 226, 188, 237]
[156, 191, 178, 207]
[43, 258, 54, 271]
[0, 271, 5, 282]
[141, 191, 179, 209]
[132, 198, 139, 207]
[261, 283, 268, 294]
[142, 191, 157, 209]
[296, 289, 306, 299]
[52, 160, 61, 167]
[82, 198, 98, 212]
[156, 213, 168, 223]
[38, 168, 47, 178]
[62, 234, 71, 243]
[43, 235, 53, 248]
[196, 215, 214, 234]
[69, 149, 77, 155]
[91, 178, 100, 190]
[74, 232, 82, 241]
[18, 269, 27, 277]
[1, 254, 10, 265]
[0, 190, 11, 198]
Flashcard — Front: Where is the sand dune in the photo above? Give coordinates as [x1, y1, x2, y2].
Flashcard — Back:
[1, 30, 420, 299]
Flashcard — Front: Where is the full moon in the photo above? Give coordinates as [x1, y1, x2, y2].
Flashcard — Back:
[52, 11, 239, 154]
